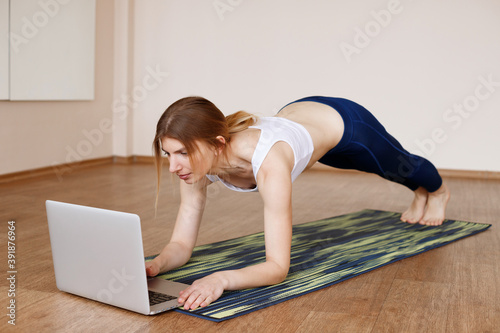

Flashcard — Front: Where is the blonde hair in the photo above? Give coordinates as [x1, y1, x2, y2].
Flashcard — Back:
[152, 96, 257, 208]
[226, 111, 256, 134]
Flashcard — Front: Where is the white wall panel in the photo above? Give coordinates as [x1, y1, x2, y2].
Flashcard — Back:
[9, 0, 95, 100]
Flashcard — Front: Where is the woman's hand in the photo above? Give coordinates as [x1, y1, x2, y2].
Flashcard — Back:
[178, 273, 226, 310]
[145, 259, 161, 277]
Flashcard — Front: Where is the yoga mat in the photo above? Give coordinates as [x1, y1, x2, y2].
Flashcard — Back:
[146, 209, 491, 322]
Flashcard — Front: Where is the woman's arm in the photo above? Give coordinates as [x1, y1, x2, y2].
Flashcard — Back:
[146, 177, 209, 276]
[217, 167, 293, 287]
[179, 142, 294, 309]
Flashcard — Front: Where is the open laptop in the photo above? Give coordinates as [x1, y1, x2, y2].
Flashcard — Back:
[46, 200, 189, 315]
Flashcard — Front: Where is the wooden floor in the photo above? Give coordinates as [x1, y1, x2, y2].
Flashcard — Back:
[1, 162, 499, 332]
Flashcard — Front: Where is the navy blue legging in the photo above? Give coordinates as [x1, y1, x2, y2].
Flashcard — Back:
[288, 96, 442, 192]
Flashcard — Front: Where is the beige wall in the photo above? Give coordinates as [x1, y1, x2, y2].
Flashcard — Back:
[131, 0, 500, 172]
[2, 0, 500, 176]
[0, 0, 115, 176]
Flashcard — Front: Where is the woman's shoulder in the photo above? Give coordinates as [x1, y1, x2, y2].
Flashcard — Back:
[230, 128, 260, 162]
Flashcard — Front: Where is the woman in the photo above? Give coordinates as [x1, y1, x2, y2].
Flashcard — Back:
[145, 96, 450, 310]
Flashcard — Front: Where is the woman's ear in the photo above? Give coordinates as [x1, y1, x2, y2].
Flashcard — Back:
[215, 136, 226, 155]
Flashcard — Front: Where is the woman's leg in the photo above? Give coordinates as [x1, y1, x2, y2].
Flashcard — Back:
[317, 98, 450, 225]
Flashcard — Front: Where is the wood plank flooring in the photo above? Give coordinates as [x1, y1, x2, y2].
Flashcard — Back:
[1, 162, 498, 332]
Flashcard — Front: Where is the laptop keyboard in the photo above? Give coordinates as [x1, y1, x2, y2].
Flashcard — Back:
[148, 290, 177, 306]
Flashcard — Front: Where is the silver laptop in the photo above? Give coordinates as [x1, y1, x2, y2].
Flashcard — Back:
[46, 200, 189, 315]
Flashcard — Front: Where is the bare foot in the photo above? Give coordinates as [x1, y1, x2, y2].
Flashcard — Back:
[419, 183, 450, 226]
[401, 187, 428, 224]
[401, 187, 429, 223]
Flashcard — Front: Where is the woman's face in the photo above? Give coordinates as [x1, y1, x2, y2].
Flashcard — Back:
[161, 137, 214, 184]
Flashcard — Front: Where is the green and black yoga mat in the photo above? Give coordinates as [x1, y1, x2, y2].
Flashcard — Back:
[146, 209, 491, 321]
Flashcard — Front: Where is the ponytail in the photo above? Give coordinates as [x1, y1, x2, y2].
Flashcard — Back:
[225, 111, 258, 134]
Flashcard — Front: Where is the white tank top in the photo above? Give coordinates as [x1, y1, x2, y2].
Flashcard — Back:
[206, 117, 314, 192]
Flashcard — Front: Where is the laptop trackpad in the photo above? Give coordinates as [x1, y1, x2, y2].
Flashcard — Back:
[147, 277, 188, 297]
